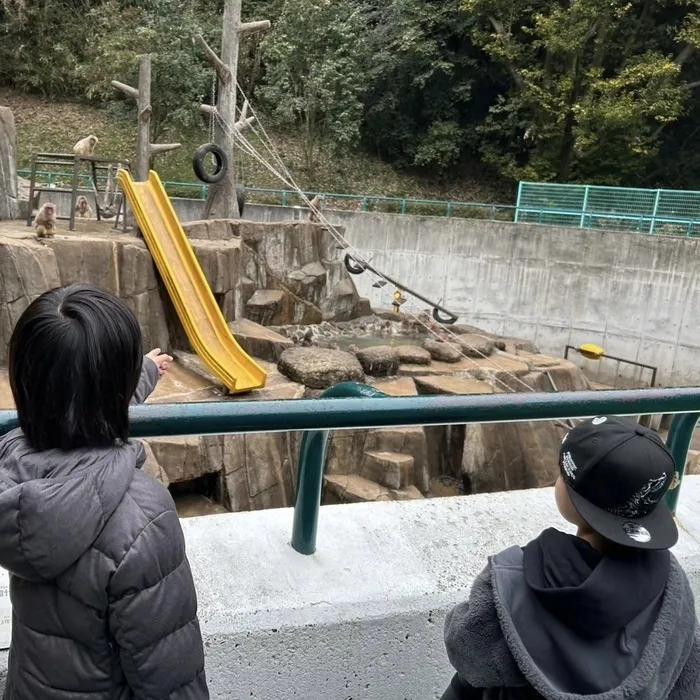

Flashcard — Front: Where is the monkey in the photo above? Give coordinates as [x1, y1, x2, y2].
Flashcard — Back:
[73, 135, 98, 157]
[308, 195, 323, 223]
[75, 195, 93, 219]
[34, 202, 57, 238]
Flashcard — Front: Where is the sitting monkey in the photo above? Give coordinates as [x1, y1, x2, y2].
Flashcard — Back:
[75, 195, 93, 219]
[34, 202, 57, 238]
[73, 135, 98, 157]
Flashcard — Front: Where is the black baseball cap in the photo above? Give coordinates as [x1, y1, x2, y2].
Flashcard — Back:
[559, 416, 678, 550]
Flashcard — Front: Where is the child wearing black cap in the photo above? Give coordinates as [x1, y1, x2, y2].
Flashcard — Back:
[441, 415, 700, 700]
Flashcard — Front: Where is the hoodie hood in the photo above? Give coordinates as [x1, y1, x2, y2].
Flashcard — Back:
[444, 530, 698, 700]
[0, 428, 144, 581]
[513, 528, 669, 692]
[523, 528, 670, 639]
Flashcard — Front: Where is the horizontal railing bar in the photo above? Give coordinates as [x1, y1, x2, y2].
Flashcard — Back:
[1, 387, 699, 439]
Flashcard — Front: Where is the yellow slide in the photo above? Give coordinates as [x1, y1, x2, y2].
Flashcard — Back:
[119, 170, 267, 394]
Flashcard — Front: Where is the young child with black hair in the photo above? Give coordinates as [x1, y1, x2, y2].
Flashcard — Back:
[0, 283, 209, 699]
[442, 415, 700, 700]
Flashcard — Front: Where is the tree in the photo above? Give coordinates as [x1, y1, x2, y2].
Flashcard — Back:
[0, 0, 101, 98]
[79, 0, 217, 141]
[360, 0, 486, 173]
[260, 0, 369, 175]
[463, 0, 697, 184]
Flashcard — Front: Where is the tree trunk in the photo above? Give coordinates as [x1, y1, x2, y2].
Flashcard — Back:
[136, 55, 152, 182]
[208, 0, 241, 219]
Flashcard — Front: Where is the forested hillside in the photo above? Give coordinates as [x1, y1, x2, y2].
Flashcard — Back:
[2, 0, 700, 192]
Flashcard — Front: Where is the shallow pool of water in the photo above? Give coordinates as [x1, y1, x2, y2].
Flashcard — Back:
[329, 335, 426, 352]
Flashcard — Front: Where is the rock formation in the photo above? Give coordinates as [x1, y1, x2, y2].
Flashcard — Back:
[278, 347, 365, 389]
[423, 338, 462, 363]
[0, 108, 19, 221]
[355, 346, 400, 377]
[0, 215, 593, 515]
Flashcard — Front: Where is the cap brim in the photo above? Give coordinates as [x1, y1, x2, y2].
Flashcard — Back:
[567, 484, 678, 550]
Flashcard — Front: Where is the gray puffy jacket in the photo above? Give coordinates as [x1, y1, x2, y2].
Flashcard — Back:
[0, 358, 208, 699]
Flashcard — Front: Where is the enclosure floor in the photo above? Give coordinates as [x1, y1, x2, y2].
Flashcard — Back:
[0, 361, 221, 411]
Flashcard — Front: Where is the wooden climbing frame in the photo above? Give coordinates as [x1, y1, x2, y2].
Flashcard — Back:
[25, 153, 131, 232]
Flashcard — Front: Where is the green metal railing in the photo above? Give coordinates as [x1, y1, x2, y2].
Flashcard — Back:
[516, 181, 700, 236]
[292, 382, 388, 554]
[1, 384, 699, 554]
[21, 166, 700, 234]
[17, 168, 516, 220]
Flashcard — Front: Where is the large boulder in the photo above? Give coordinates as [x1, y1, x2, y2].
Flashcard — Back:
[0, 107, 19, 220]
[397, 345, 432, 365]
[229, 318, 294, 362]
[278, 347, 365, 389]
[455, 334, 495, 358]
[423, 338, 462, 363]
[355, 346, 400, 377]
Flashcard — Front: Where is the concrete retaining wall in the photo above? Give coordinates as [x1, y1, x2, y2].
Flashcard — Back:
[1, 478, 700, 697]
[216, 202, 700, 387]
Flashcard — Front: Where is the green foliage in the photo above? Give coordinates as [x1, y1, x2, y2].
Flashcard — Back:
[259, 0, 368, 174]
[360, 0, 481, 171]
[3, 0, 700, 189]
[79, 0, 217, 140]
[0, 0, 99, 97]
[463, 0, 696, 184]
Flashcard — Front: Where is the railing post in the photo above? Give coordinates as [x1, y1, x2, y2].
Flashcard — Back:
[579, 185, 589, 228]
[665, 412, 700, 515]
[650, 189, 661, 235]
[401, 199, 407, 215]
[515, 181, 523, 223]
[291, 382, 387, 555]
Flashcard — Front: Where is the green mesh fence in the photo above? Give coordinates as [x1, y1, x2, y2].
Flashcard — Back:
[516, 182, 700, 236]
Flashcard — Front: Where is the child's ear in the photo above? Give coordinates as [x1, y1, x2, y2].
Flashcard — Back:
[555, 476, 585, 527]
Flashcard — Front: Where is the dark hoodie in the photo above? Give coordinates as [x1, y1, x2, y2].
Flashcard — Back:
[0, 358, 208, 699]
[444, 528, 700, 700]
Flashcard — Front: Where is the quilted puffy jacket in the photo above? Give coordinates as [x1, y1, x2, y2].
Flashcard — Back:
[0, 358, 209, 699]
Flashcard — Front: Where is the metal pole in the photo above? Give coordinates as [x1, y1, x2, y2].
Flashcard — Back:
[515, 181, 523, 223]
[291, 383, 387, 555]
[665, 412, 700, 514]
[650, 189, 661, 235]
[580, 185, 589, 228]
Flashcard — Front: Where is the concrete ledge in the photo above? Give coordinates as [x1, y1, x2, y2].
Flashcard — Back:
[0, 477, 698, 698]
[182, 476, 700, 699]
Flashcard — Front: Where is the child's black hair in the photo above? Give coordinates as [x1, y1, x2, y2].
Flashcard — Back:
[9, 284, 143, 451]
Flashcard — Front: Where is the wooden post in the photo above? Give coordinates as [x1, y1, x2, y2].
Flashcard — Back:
[196, 1, 270, 219]
[112, 55, 181, 182]
[213, 0, 242, 219]
[136, 55, 152, 182]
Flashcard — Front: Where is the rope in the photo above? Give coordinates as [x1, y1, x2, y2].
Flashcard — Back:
[225, 105, 535, 394]
[219, 93, 538, 394]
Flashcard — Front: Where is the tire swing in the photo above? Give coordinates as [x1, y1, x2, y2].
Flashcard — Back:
[344, 254, 366, 275]
[193, 143, 228, 185]
[432, 307, 458, 325]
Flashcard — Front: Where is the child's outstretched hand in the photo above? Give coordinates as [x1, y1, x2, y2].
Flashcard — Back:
[146, 348, 173, 377]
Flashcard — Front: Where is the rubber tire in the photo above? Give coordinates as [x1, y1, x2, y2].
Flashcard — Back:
[344, 254, 366, 275]
[432, 307, 458, 325]
[193, 143, 228, 184]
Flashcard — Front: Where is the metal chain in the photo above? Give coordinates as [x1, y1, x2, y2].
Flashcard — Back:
[209, 73, 216, 143]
